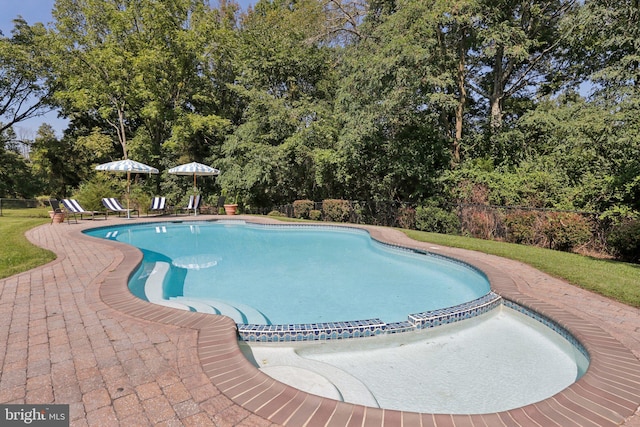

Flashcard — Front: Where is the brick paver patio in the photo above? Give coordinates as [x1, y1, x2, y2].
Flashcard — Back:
[1, 215, 639, 426]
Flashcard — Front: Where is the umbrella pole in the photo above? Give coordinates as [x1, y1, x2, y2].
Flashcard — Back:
[127, 171, 131, 219]
[194, 173, 198, 216]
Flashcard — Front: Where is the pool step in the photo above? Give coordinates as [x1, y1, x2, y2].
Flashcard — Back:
[170, 297, 270, 325]
[170, 296, 244, 322]
[168, 298, 219, 314]
[144, 262, 170, 302]
[143, 262, 270, 323]
[240, 344, 379, 408]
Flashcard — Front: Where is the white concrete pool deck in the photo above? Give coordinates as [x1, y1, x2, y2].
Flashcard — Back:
[1, 214, 639, 426]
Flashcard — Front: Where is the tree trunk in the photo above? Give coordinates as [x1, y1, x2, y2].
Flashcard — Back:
[454, 34, 467, 164]
[489, 45, 505, 130]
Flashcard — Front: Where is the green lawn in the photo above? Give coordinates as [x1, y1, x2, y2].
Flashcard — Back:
[403, 229, 640, 308]
[0, 212, 55, 280]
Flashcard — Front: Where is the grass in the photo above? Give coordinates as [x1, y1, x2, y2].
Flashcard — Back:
[403, 229, 640, 308]
[0, 208, 56, 280]
[1, 209, 639, 308]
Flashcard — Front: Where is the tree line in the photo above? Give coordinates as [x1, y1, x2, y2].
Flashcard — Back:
[1, 0, 639, 247]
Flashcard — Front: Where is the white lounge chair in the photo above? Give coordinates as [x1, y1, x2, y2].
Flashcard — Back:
[62, 199, 107, 222]
[149, 196, 169, 215]
[102, 197, 139, 218]
[178, 195, 201, 216]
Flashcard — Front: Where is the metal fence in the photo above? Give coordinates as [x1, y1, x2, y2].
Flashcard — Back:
[0, 198, 42, 216]
[255, 199, 607, 252]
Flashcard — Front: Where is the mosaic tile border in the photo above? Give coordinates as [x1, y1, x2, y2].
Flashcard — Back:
[408, 291, 502, 329]
[237, 319, 387, 342]
[237, 292, 503, 342]
[236, 291, 590, 370]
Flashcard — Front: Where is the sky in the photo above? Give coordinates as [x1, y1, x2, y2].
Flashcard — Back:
[0, 0, 255, 138]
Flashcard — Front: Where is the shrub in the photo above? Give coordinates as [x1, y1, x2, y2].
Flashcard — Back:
[309, 210, 322, 221]
[541, 212, 591, 252]
[293, 199, 314, 219]
[458, 205, 498, 239]
[396, 206, 416, 229]
[267, 210, 286, 217]
[322, 199, 351, 222]
[607, 220, 640, 263]
[415, 203, 460, 234]
[72, 175, 123, 211]
[505, 211, 541, 245]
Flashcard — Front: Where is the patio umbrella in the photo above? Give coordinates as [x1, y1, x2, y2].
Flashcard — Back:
[95, 159, 159, 219]
[168, 161, 220, 188]
[168, 162, 220, 215]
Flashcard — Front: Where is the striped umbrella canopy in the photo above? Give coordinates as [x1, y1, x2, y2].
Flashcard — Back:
[168, 161, 220, 188]
[95, 159, 159, 218]
[95, 159, 159, 174]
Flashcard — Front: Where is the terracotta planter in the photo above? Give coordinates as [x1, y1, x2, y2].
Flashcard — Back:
[49, 211, 65, 224]
[223, 204, 238, 215]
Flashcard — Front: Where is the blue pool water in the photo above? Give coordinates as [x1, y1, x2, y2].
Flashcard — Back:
[85, 221, 491, 325]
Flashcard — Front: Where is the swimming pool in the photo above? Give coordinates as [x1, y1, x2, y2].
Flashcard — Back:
[85, 219, 590, 414]
[86, 221, 491, 329]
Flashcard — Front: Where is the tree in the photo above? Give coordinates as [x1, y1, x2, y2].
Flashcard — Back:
[219, 0, 339, 206]
[468, 0, 580, 132]
[0, 128, 40, 198]
[333, 0, 461, 200]
[52, 0, 231, 160]
[29, 124, 81, 197]
[0, 19, 55, 135]
[51, 0, 141, 159]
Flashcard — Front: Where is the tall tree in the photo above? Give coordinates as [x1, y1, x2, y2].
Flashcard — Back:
[334, 0, 467, 200]
[0, 19, 55, 135]
[29, 124, 80, 197]
[563, 0, 640, 212]
[220, 0, 339, 205]
[51, 0, 232, 172]
[468, 0, 579, 131]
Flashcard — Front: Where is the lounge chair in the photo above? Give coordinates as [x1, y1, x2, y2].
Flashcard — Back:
[62, 199, 107, 223]
[102, 197, 139, 218]
[178, 195, 201, 215]
[49, 199, 67, 224]
[216, 196, 226, 214]
[149, 196, 169, 215]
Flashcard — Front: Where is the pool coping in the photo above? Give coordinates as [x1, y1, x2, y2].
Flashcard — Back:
[62, 216, 640, 426]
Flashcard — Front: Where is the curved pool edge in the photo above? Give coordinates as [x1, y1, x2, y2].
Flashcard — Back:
[71, 215, 640, 426]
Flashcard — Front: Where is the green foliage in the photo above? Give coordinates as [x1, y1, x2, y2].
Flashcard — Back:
[541, 212, 592, 252]
[443, 159, 577, 209]
[309, 209, 322, 221]
[29, 124, 83, 197]
[293, 199, 314, 219]
[322, 199, 351, 222]
[2, 0, 639, 231]
[607, 220, 640, 263]
[334, 0, 454, 201]
[0, 143, 40, 198]
[0, 19, 53, 134]
[71, 174, 124, 212]
[504, 211, 540, 245]
[396, 206, 416, 230]
[415, 202, 460, 234]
